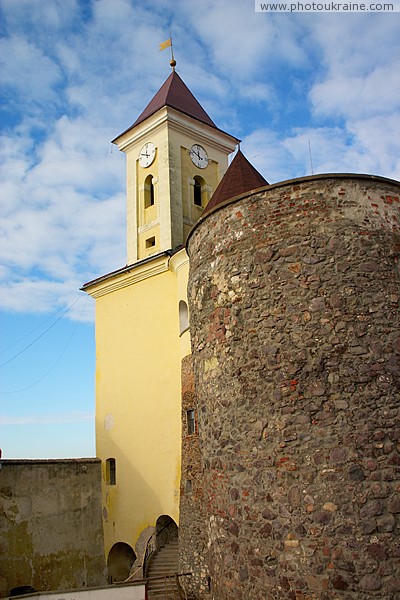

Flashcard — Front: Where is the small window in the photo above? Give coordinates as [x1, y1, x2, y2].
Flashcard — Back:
[187, 410, 196, 435]
[144, 175, 155, 209]
[179, 300, 189, 335]
[146, 236, 156, 249]
[193, 176, 206, 207]
[106, 458, 116, 485]
[194, 179, 202, 206]
[185, 479, 192, 494]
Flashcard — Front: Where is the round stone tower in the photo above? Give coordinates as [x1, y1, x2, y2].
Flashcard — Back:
[186, 173, 400, 600]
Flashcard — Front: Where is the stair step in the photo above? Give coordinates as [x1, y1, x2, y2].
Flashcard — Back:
[148, 586, 179, 594]
[150, 558, 178, 564]
[149, 564, 177, 567]
[149, 559, 178, 563]
[146, 538, 179, 597]
[148, 594, 179, 597]
[148, 591, 179, 594]
[148, 590, 179, 594]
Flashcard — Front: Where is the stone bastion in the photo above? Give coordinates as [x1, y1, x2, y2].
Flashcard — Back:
[184, 173, 400, 600]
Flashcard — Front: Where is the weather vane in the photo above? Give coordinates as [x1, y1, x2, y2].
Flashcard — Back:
[159, 33, 176, 70]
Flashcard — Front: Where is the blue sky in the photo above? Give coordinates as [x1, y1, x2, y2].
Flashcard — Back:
[1, 0, 399, 459]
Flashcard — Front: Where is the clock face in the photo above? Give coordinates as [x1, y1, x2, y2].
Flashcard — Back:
[138, 142, 156, 168]
[190, 144, 208, 169]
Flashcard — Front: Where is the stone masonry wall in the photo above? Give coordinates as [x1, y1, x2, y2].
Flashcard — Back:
[0, 459, 106, 597]
[179, 355, 210, 598]
[186, 175, 400, 600]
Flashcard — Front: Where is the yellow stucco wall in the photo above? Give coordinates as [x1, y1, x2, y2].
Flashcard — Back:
[91, 251, 189, 559]
[170, 249, 191, 361]
[90, 93, 237, 564]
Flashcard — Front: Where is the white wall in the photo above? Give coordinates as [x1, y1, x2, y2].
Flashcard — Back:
[9, 584, 146, 600]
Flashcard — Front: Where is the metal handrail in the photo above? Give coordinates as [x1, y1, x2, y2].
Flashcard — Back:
[122, 523, 179, 583]
[143, 522, 178, 577]
[144, 571, 192, 581]
[142, 530, 157, 577]
[143, 572, 193, 600]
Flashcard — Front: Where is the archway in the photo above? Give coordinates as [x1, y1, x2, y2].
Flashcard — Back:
[9, 587, 36, 597]
[156, 515, 178, 548]
[107, 542, 136, 583]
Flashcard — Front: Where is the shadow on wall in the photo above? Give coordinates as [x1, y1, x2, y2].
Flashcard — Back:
[9, 586, 36, 597]
[107, 542, 136, 583]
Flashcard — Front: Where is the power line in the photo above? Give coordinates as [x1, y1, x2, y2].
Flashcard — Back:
[0, 296, 88, 394]
[0, 294, 83, 355]
[0, 295, 84, 369]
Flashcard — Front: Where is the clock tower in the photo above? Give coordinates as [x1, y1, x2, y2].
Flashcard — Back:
[83, 66, 237, 581]
[112, 67, 238, 263]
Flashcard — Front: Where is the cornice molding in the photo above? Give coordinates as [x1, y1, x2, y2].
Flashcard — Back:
[114, 107, 237, 155]
[169, 247, 189, 275]
[83, 255, 171, 299]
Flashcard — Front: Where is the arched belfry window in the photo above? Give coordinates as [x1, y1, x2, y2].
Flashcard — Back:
[179, 300, 189, 335]
[106, 458, 116, 485]
[193, 176, 206, 207]
[144, 175, 155, 209]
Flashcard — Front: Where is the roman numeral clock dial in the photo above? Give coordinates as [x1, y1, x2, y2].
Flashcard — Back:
[138, 142, 156, 167]
[190, 144, 208, 169]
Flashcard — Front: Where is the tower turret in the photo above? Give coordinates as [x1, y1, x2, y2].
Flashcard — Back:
[112, 70, 238, 264]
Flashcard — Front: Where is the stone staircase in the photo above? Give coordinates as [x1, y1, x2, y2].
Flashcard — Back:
[146, 538, 180, 599]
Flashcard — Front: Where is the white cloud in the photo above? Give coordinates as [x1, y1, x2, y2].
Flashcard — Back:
[0, 110, 126, 317]
[243, 128, 303, 183]
[347, 114, 400, 179]
[1, 0, 79, 31]
[302, 15, 400, 181]
[310, 68, 400, 120]
[1, 0, 399, 324]
[244, 116, 400, 185]
[0, 411, 93, 426]
[308, 15, 400, 78]
[0, 36, 62, 113]
[176, 0, 308, 80]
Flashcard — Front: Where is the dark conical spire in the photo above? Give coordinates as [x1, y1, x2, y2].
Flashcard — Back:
[113, 70, 238, 145]
[204, 150, 268, 213]
[132, 71, 216, 129]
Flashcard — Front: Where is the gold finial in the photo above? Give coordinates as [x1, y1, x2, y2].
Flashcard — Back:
[170, 32, 176, 70]
[159, 31, 176, 70]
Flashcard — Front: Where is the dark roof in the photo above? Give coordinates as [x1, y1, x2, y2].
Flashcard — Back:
[114, 71, 217, 142]
[204, 150, 269, 213]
